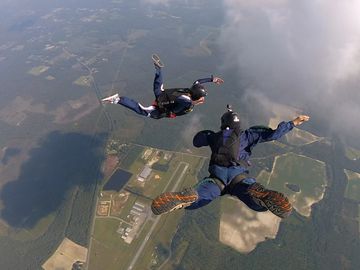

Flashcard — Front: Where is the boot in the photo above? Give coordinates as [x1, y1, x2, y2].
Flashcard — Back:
[151, 187, 198, 215]
[101, 93, 120, 104]
[151, 53, 164, 68]
[247, 183, 292, 218]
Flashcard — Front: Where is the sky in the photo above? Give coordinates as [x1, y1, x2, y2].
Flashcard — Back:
[219, 0, 360, 141]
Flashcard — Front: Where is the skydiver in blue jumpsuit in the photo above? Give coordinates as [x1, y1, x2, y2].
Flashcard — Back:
[101, 54, 224, 119]
[151, 105, 310, 218]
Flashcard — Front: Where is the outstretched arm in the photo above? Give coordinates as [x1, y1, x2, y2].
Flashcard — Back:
[193, 76, 224, 85]
[247, 115, 310, 145]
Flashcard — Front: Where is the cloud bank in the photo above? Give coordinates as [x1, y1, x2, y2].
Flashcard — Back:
[220, 0, 360, 139]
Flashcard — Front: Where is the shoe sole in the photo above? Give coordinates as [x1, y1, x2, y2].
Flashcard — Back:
[151, 189, 198, 215]
[151, 54, 164, 68]
[101, 94, 119, 103]
[248, 183, 292, 218]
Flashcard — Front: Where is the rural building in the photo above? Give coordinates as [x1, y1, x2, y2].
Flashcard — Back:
[137, 166, 152, 182]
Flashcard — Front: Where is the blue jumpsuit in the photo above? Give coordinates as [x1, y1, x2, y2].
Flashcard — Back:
[117, 67, 214, 118]
[186, 121, 295, 211]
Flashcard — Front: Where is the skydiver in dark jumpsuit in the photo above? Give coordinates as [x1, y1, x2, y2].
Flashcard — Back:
[151, 105, 310, 218]
[101, 54, 224, 118]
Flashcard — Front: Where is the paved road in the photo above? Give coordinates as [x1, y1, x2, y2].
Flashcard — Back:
[127, 162, 189, 270]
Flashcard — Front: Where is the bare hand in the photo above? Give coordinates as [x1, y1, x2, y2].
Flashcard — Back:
[193, 97, 205, 105]
[292, 115, 310, 126]
[213, 77, 224, 85]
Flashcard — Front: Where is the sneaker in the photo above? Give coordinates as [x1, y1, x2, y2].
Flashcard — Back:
[151, 187, 198, 215]
[101, 93, 120, 104]
[151, 54, 164, 68]
[247, 183, 292, 218]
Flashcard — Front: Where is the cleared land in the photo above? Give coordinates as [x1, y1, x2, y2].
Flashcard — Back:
[219, 151, 327, 254]
[285, 127, 322, 146]
[219, 197, 280, 253]
[73, 75, 92, 87]
[345, 147, 360, 161]
[51, 93, 99, 124]
[344, 169, 360, 202]
[0, 96, 46, 126]
[267, 152, 327, 217]
[28, 65, 49, 76]
[42, 237, 87, 270]
[267, 102, 300, 129]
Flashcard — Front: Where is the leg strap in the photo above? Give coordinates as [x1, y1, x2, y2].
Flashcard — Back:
[203, 173, 250, 196]
[210, 177, 226, 196]
[227, 173, 249, 190]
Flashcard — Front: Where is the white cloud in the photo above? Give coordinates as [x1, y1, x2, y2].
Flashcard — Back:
[141, 0, 172, 5]
[220, 0, 360, 138]
[181, 113, 203, 142]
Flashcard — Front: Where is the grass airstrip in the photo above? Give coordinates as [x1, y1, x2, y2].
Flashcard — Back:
[88, 144, 205, 270]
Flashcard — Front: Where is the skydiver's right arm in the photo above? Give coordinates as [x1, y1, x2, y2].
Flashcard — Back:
[246, 115, 310, 145]
[193, 130, 214, 147]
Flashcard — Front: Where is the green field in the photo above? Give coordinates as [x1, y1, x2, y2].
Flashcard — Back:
[89, 218, 130, 270]
[345, 146, 360, 161]
[285, 128, 321, 146]
[27, 65, 49, 76]
[267, 152, 327, 217]
[344, 169, 360, 202]
[10, 213, 56, 241]
[88, 145, 205, 269]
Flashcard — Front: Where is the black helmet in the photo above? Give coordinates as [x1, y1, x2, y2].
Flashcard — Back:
[189, 84, 207, 101]
[221, 105, 241, 130]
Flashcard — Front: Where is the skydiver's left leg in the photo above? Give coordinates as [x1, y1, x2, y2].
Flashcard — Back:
[227, 177, 292, 218]
[117, 96, 164, 119]
[227, 177, 268, 213]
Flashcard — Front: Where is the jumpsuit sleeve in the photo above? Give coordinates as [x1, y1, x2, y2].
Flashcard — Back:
[192, 75, 214, 85]
[246, 121, 295, 146]
[193, 130, 214, 147]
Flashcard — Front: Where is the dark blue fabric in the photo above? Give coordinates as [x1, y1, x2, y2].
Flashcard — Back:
[208, 165, 248, 185]
[187, 121, 294, 212]
[186, 177, 267, 212]
[193, 76, 213, 85]
[186, 178, 221, 210]
[194, 121, 295, 162]
[118, 67, 213, 118]
[118, 97, 163, 119]
[170, 96, 193, 115]
[227, 178, 268, 212]
[153, 66, 163, 97]
[171, 75, 213, 115]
